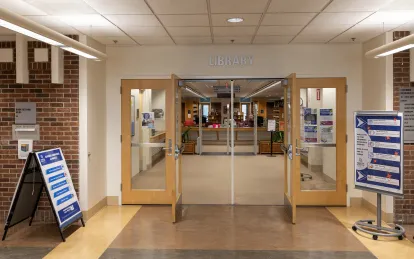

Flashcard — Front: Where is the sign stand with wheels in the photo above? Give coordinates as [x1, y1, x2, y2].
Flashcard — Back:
[352, 111, 405, 240]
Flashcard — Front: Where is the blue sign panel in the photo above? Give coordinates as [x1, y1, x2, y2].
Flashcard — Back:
[354, 112, 404, 196]
[36, 148, 82, 229]
[200, 97, 211, 103]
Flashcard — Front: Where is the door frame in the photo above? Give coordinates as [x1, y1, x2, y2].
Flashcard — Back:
[296, 78, 347, 206]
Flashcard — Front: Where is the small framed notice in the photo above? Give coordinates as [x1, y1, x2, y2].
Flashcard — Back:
[268, 119, 276, 132]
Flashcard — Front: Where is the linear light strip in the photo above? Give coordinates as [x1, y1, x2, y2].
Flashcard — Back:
[185, 86, 206, 98]
[245, 81, 281, 98]
[0, 7, 107, 60]
[366, 33, 414, 58]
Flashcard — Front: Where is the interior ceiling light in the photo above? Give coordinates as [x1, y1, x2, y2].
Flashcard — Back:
[61, 47, 97, 59]
[227, 17, 244, 23]
[0, 19, 63, 46]
[0, 7, 107, 60]
[366, 33, 414, 58]
[245, 81, 281, 98]
[184, 86, 206, 98]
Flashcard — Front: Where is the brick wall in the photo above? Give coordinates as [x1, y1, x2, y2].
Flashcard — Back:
[393, 31, 414, 224]
[0, 36, 79, 222]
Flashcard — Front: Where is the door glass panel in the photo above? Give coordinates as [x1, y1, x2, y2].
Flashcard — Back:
[300, 88, 336, 191]
[286, 86, 292, 197]
[130, 89, 167, 190]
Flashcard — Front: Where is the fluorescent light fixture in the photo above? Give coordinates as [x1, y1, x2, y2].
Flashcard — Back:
[376, 44, 414, 57]
[227, 17, 244, 23]
[185, 86, 206, 98]
[0, 19, 63, 46]
[61, 47, 98, 59]
[245, 81, 281, 98]
[366, 33, 414, 58]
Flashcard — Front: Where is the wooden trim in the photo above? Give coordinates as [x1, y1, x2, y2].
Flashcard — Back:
[107, 196, 119, 206]
[350, 197, 363, 207]
[82, 197, 107, 221]
[296, 78, 347, 206]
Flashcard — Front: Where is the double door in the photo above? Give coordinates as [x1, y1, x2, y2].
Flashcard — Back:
[120, 74, 347, 224]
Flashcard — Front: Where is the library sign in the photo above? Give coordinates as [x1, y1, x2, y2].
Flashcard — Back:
[209, 55, 253, 67]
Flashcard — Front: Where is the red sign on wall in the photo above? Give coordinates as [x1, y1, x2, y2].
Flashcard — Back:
[316, 88, 321, 100]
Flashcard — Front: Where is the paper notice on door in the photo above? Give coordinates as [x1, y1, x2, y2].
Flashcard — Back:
[320, 125, 333, 143]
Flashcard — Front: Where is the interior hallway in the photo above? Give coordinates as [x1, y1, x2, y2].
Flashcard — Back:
[2, 205, 414, 259]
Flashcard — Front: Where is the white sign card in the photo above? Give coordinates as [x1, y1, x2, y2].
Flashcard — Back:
[400, 87, 414, 143]
[354, 112, 404, 197]
[35, 148, 82, 228]
[15, 102, 36, 124]
[268, 119, 276, 132]
[18, 139, 33, 159]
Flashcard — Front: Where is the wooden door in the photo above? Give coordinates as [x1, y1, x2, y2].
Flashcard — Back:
[296, 78, 347, 206]
[283, 73, 299, 224]
[121, 79, 176, 208]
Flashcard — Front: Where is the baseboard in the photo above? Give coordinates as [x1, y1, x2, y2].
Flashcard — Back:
[82, 197, 107, 221]
[107, 196, 119, 206]
[350, 197, 363, 207]
[358, 198, 394, 223]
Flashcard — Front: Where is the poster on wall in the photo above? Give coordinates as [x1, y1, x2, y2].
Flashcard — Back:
[354, 111, 404, 197]
[304, 125, 318, 142]
[320, 109, 334, 143]
[142, 112, 155, 129]
[18, 139, 33, 159]
[399, 87, 414, 143]
[35, 148, 83, 228]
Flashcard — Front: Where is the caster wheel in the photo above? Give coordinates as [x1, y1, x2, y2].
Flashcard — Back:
[398, 236, 403, 240]
[395, 226, 400, 230]
[368, 221, 373, 224]
[352, 226, 357, 231]
[373, 235, 378, 240]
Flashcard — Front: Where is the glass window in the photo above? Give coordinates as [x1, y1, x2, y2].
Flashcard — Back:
[242, 104, 248, 121]
[202, 104, 209, 122]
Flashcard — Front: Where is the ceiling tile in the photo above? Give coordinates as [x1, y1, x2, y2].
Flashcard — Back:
[311, 12, 372, 25]
[134, 36, 174, 45]
[331, 24, 397, 42]
[83, 0, 152, 15]
[359, 11, 414, 25]
[23, 0, 96, 15]
[55, 14, 112, 27]
[106, 15, 161, 27]
[25, 15, 68, 27]
[213, 27, 257, 37]
[214, 37, 252, 44]
[292, 35, 331, 43]
[324, 0, 394, 12]
[210, 0, 268, 14]
[75, 25, 125, 37]
[49, 26, 80, 35]
[92, 36, 136, 45]
[0, 0, 47, 15]
[382, 0, 414, 10]
[174, 37, 212, 45]
[158, 15, 209, 27]
[167, 27, 211, 37]
[253, 36, 294, 44]
[268, 0, 330, 13]
[262, 13, 317, 26]
[257, 26, 303, 36]
[212, 14, 262, 27]
[300, 24, 351, 36]
[146, 0, 207, 14]
[122, 26, 168, 37]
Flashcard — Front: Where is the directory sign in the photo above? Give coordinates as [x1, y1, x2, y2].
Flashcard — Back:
[354, 112, 404, 197]
[35, 148, 82, 228]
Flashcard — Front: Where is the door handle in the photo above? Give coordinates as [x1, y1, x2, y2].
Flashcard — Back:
[280, 144, 287, 153]
[163, 139, 173, 156]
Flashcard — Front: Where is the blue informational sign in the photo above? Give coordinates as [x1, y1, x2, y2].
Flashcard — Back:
[354, 112, 404, 197]
[35, 148, 82, 228]
[199, 97, 211, 103]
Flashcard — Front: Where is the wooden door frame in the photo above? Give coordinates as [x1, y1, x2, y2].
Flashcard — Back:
[121, 79, 174, 205]
[295, 78, 347, 206]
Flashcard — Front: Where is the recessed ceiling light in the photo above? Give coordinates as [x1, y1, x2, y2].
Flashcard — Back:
[227, 17, 244, 23]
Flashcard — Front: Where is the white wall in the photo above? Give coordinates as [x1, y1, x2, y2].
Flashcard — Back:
[361, 33, 394, 213]
[106, 44, 364, 205]
[79, 36, 107, 211]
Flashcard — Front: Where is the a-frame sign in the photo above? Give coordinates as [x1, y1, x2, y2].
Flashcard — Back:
[2, 148, 84, 242]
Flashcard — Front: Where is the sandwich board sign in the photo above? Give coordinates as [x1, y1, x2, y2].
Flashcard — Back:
[354, 111, 404, 197]
[2, 148, 84, 242]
